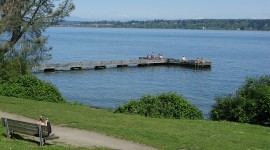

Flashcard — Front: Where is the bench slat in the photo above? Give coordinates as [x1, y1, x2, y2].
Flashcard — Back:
[8, 126, 38, 136]
[8, 123, 38, 129]
[8, 123, 49, 137]
[3, 118, 38, 127]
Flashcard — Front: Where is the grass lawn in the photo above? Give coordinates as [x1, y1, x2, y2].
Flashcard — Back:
[0, 96, 270, 150]
[0, 126, 108, 150]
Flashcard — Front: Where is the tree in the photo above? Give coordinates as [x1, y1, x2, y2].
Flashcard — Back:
[210, 76, 270, 126]
[0, 0, 74, 76]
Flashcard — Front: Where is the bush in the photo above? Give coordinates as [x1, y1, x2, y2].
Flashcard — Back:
[115, 93, 203, 120]
[0, 58, 31, 84]
[0, 75, 66, 103]
[210, 75, 270, 126]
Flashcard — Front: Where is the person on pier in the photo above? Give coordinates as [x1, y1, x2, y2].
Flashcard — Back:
[196, 57, 205, 63]
[181, 56, 187, 61]
[147, 53, 151, 59]
[158, 54, 163, 59]
[150, 52, 155, 59]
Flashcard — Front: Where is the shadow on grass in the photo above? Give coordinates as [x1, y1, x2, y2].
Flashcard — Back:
[1, 133, 6, 137]
[1, 132, 52, 146]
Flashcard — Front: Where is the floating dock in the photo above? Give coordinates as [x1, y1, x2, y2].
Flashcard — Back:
[37, 58, 211, 72]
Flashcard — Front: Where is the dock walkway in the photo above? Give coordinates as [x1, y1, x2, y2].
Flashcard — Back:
[38, 58, 211, 72]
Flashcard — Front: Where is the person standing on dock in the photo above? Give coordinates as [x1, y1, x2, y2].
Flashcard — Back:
[150, 52, 155, 59]
[196, 57, 205, 63]
[147, 53, 151, 59]
[181, 56, 187, 61]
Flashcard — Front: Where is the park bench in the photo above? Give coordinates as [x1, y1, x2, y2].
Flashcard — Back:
[1, 117, 59, 146]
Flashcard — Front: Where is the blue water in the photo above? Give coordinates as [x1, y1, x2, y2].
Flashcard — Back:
[35, 27, 270, 117]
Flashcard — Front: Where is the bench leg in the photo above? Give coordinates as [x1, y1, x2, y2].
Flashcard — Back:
[39, 137, 46, 146]
[39, 137, 42, 146]
[6, 129, 11, 138]
[4, 118, 11, 138]
[38, 125, 44, 146]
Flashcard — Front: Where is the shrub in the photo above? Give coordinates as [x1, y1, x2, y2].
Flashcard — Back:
[210, 75, 270, 126]
[0, 58, 31, 84]
[115, 93, 203, 120]
[0, 75, 66, 103]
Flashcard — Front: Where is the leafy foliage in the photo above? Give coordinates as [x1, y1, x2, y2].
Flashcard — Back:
[115, 93, 203, 120]
[0, 0, 74, 75]
[210, 75, 270, 126]
[0, 75, 66, 103]
[0, 57, 31, 84]
[0, 0, 74, 89]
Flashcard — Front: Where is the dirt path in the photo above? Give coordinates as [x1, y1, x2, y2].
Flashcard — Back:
[0, 111, 157, 150]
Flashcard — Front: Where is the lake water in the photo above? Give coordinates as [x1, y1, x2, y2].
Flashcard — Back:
[35, 27, 270, 117]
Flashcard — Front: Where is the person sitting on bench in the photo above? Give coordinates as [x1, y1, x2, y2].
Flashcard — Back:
[38, 115, 47, 126]
[38, 115, 54, 136]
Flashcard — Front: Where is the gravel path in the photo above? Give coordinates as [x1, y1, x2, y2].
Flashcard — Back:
[0, 111, 157, 150]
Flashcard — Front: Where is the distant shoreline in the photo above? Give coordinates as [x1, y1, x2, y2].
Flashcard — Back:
[57, 19, 270, 31]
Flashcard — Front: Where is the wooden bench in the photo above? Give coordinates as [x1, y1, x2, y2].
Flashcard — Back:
[1, 118, 59, 146]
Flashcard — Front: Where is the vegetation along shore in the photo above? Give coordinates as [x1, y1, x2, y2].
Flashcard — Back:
[57, 19, 270, 31]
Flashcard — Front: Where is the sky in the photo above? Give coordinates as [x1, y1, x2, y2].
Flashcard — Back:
[69, 0, 270, 21]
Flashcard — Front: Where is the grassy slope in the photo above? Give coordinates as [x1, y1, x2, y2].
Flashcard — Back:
[0, 96, 270, 150]
[0, 126, 95, 150]
[0, 127, 108, 150]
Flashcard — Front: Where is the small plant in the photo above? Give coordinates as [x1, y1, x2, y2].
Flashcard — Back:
[0, 75, 66, 103]
[210, 75, 270, 126]
[115, 93, 203, 120]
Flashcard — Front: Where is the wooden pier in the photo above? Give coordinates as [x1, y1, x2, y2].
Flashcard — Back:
[38, 58, 211, 72]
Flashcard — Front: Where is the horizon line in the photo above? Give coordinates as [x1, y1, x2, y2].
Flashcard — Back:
[65, 18, 270, 22]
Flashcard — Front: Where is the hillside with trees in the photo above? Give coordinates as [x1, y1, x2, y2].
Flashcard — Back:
[59, 19, 270, 31]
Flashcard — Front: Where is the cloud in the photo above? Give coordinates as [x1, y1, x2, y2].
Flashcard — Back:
[250, 16, 257, 19]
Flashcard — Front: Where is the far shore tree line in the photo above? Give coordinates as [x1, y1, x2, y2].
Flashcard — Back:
[58, 19, 270, 31]
[0, 0, 270, 127]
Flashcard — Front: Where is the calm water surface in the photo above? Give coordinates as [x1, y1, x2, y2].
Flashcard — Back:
[35, 27, 270, 117]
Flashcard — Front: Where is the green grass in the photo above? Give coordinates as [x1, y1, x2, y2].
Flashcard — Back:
[1, 96, 270, 150]
[0, 127, 108, 150]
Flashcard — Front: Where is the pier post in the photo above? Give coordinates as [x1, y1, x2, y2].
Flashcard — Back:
[117, 65, 128, 68]
[70, 67, 82, 70]
[95, 66, 106, 70]
[44, 68, 55, 72]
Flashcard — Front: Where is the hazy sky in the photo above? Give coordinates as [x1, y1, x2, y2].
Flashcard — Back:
[70, 0, 270, 20]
